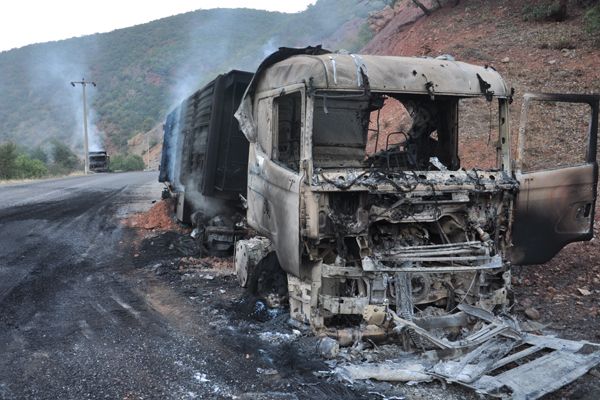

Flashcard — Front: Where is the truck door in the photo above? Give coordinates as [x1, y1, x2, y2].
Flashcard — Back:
[246, 89, 304, 276]
[511, 93, 599, 265]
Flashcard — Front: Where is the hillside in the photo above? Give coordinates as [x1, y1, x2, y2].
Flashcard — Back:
[0, 0, 385, 154]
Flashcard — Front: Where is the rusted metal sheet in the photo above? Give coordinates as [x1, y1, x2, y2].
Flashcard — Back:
[333, 305, 600, 399]
[433, 334, 600, 399]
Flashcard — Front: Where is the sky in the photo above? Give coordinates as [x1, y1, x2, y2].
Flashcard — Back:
[0, 1, 317, 52]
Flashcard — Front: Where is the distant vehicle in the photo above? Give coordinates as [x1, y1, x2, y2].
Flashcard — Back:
[89, 151, 110, 172]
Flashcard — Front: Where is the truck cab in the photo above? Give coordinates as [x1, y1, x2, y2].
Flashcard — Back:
[235, 47, 599, 335]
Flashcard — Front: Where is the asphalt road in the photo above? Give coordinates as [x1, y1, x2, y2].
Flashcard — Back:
[0, 172, 370, 400]
[0, 172, 209, 399]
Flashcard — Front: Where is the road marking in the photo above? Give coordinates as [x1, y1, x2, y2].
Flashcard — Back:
[92, 302, 119, 325]
[110, 291, 141, 320]
[78, 319, 94, 339]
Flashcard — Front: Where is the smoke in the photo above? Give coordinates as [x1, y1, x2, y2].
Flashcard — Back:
[158, 8, 334, 220]
[86, 109, 103, 152]
[260, 38, 278, 58]
[23, 41, 105, 159]
[183, 177, 230, 219]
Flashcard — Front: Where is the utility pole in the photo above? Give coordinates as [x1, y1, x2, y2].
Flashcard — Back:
[70, 78, 96, 174]
[147, 133, 150, 170]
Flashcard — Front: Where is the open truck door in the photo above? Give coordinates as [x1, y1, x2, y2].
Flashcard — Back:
[511, 93, 600, 265]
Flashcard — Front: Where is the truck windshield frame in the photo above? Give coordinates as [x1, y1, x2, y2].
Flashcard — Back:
[310, 91, 509, 173]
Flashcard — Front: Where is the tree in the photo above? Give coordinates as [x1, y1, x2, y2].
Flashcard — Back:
[0, 142, 18, 179]
[411, 0, 432, 15]
[585, 3, 600, 43]
[47, 139, 81, 175]
[50, 139, 80, 171]
[410, 0, 460, 15]
[14, 154, 48, 178]
[30, 146, 48, 164]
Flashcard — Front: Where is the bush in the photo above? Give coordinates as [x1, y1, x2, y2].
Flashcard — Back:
[522, 0, 568, 22]
[577, 0, 600, 8]
[30, 146, 48, 164]
[110, 154, 145, 171]
[14, 154, 48, 179]
[0, 142, 49, 180]
[50, 139, 80, 173]
[585, 4, 600, 43]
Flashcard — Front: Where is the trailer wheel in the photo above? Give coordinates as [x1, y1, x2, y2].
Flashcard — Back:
[234, 238, 271, 288]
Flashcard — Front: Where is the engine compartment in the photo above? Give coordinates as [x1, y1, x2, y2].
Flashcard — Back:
[292, 169, 518, 348]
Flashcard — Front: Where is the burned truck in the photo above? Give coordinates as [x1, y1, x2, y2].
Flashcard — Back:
[162, 47, 600, 397]
[88, 151, 109, 172]
[234, 47, 599, 330]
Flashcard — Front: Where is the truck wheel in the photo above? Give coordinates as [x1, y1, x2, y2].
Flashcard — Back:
[254, 252, 288, 304]
[234, 238, 271, 288]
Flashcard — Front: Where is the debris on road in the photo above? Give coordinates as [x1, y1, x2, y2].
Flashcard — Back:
[334, 360, 432, 383]
[124, 198, 186, 232]
[317, 337, 340, 359]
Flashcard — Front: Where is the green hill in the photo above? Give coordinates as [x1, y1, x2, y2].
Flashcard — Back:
[0, 0, 385, 153]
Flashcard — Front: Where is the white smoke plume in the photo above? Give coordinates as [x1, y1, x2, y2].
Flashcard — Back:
[25, 41, 105, 159]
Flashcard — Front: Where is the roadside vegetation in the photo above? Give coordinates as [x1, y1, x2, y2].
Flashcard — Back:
[0, 139, 81, 180]
[0, 139, 147, 180]
[585, 1, 600, 44]
[109, 154, 145, 172]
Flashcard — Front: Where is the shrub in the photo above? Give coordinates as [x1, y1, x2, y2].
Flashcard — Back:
[522, 0, 568, 22]
[585, 4, 600, 43]
[110, 154, 145, 171]
[14, 154, 48, 179]
[0, 142, 49, 179]
[577, 0, 599, 8]
[50, 139, 80, 173]
[30, 146, 49, 164]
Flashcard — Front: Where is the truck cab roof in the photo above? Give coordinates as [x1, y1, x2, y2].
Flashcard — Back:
[253, 50, 509, 98]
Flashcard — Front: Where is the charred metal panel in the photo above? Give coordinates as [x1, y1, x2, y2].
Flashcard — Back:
[159, 105, 185, 189]
[511, 164, 597, 264]
[213, 72, 254, 194]
[249, 49, 510, 98]
[159, 70, 253, 199]
[247, 146, 302, 277]
[432, 332, 600, 399]
[512, 93, 599, 265]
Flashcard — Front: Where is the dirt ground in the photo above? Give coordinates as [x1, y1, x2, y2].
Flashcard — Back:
[127, 201, 485, 400]
[127, 197, 600, 399]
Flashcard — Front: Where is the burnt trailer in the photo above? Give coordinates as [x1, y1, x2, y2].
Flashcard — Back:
[159, 70, 253, 197]
[159, 70, 253, 249]
[88, 151, 109, 172]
